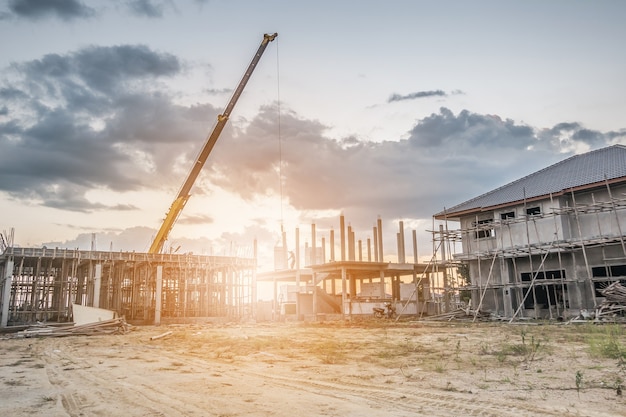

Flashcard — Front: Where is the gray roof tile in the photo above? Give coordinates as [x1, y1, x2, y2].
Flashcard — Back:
[436, 144, 626, 218]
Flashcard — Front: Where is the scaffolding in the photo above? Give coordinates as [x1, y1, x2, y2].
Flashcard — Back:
[0, 247, 256, 327]
[432, 181, 626, 320]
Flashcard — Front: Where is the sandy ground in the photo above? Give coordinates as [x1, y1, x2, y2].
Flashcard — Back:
[1, 319, 625, 417]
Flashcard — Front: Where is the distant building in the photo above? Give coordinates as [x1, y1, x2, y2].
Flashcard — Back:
[434, 145, 626, 319]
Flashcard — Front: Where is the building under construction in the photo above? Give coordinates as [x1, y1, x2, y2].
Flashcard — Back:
[433, 145, 626, 320]
[0, 245, 256, 327]
[258, 215, 442, 321]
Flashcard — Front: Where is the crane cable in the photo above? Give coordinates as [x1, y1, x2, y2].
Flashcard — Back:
[275, 38, 284, 230]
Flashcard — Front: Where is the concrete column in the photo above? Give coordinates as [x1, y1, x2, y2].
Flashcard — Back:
[347, 225, 353, 261]
[350, 229, 356, 261]
[399, 221, 406, 263]
[321, 237, 326, 264]
[330, 228, 335, 261]
[358, 240, 362, 261]
[373, 227, 378, 262]
[340, 214, 346, 261]
[367, 238, 371, 262]
[341, 267, 348, 318]
[155, 265, 163, 325]
[412, 229, 418, 263]
[377, 217, 384, 262]
[93, 264, 102, 308]
[397, 233, 402, 263]
[1, 258, 14, 327]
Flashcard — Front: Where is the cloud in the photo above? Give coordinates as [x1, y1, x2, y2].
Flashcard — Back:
[0, 44, 203, 212]
[125, 0, 166, 18]
[7, 0, 96, 21]
[388, 90, 447, 103]
[178, 213, 214, 225]
[3, 45, 624, 252]
[42, 226, 155, 252]
[206, 106, 624, 223]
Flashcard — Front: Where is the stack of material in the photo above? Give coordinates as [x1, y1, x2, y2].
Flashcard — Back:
[422, 307, 490, 321]
[12, 317, 131, 338]
[597, 282, 626, 321]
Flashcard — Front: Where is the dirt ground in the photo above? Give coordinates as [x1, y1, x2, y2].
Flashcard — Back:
[1, 319, 625, 417]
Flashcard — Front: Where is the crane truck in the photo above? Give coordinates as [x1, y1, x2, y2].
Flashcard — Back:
[148, 32, 278, 254]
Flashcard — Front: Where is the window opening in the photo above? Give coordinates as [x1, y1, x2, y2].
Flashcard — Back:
[526, 207, 541, 216]
[474, 219, 494, 239]
[592, 264, 626, 297]
[500, 211, 515, 220]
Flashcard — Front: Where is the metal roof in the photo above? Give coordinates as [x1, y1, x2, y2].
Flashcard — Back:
[435, 144, 626, 219]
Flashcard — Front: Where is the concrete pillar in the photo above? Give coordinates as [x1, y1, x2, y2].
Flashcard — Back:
[397, 233, 402, 263]
[341, 267, 348, 318]
[321, 237, 326, 264]
[155, 265, 163, 325]
[1, 258, 14, 327]
[358, 240, 362, 261]
[347, 225, 353, 261]
[412, 229, 418, 263]
[350, 229, 356, 261]
[93, 264, 102, 308]
[340, 214, 346, 261]
[373, 227, 378, 262]
[399, 221, 406, 263]
[330, 228, 335, 261]
[377, 217, 384, 262]
[367, 238, 371, 262]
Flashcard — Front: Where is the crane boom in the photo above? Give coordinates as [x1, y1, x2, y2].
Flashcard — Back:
[148, 32, 278, 254]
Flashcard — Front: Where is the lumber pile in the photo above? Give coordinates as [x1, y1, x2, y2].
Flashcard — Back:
[422, 307, 491, 321]
[10, 317, 131, 338]
[596, 282, 626, 321]
[568, 282, 626, 323]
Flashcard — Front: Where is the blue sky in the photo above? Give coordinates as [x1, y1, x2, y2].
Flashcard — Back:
[0, 0, 625, 269]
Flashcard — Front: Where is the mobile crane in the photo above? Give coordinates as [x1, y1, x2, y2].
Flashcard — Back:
[148, 33, 278, 254]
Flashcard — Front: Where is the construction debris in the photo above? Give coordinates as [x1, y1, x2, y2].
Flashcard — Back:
[568, 282, 626, 323]
[5, 317, 131, 339]
[150, 330, 173, 341]
[596, 282, 626, 321]
[421, 307, 491, 322]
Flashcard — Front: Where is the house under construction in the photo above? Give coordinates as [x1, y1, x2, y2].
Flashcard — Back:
[433, 145, 626, 320]
[0, 244, 256, 327]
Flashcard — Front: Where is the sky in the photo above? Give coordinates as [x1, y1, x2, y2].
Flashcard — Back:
[0, 0, 625, 271]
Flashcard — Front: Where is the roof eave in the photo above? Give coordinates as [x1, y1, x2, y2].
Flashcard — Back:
[433, 176, 626, 221]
